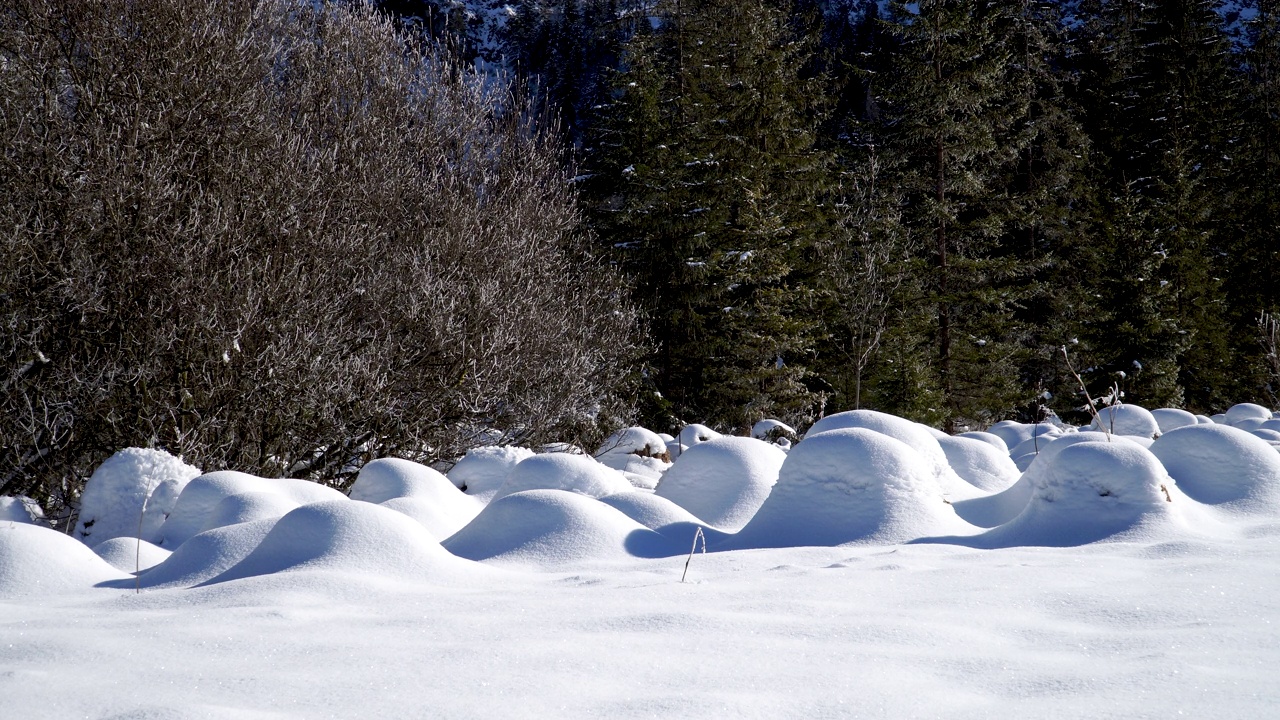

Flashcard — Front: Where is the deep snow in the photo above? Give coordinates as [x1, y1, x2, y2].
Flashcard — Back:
[2, 402, 1280, 718]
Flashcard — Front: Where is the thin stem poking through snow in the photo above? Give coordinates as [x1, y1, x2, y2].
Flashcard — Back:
[1061, 346, 1110, 441]
[135, 491, 152, 594]
[681, 527, 706, 583]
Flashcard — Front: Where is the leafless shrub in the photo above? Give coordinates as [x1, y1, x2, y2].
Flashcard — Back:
[1, 0, 640, 517]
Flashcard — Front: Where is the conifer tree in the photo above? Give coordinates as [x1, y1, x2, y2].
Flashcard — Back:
[585, 0, 831, 431]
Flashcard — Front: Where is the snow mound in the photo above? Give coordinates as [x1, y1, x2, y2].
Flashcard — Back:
[595, 427, 671, 490]
[1149, 424, 1280, 512]
[205, 501, 468, 585]
[726, 428, 976, 548]
[1152, 408, 1199, 434]
[653, 436, 784, 531]
[805, 410, 981, 500]
[0, 496, 44, 524]
[936, 441, 1183, 547]
[0, 523, 128, 597]
[597, 491, 730, 547]
[985, 421, 1059, 452]
[379, 491, 485, 540]
[443, 489, 677, 566]
[92, 536, 171, 573]
[937, 435, 1021, 492]
[1089, 405, 1160, 438]
[74, 448, 201, 547]
[133, 518, 277, 589]
[447, 445, 535, 499]
[956, 431, 1009, 453]
[156, 472, 345, 548]
[493, 453, 634, 501]
[199, 491, 301, 534]
[751, 419, 797, 441]
[1260, 419, 1280, 432]
[350, 458, 483, 535]
[1225, 402, 1273, 425]
[1252, 429, 1280, 443]
[676, 423, 720, 450]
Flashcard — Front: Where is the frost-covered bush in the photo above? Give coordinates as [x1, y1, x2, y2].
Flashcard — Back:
[0, 0, 639, 514]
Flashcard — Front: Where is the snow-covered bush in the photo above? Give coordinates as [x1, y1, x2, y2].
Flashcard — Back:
[73, 449, 200, 548]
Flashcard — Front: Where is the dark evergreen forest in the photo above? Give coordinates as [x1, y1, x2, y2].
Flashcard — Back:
[382, 0, 1280, 433]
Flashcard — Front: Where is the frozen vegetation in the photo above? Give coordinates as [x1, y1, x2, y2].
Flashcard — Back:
[3, 404, 1280, 717]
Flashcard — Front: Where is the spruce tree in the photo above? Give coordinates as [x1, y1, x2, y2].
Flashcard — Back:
[584, 0, 831, 431]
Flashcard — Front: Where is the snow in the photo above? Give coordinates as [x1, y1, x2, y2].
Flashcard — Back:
[653, 436, 784, 531]
[74, 447, 201, 547]
[1225, 402, 1274, 425]
[594, 427, 672, 490]
[750, 418, 796, 441]
[91, 536, 171, 573]
[349, 458, 482, 538]
[726, 428, 977, 548]
[4, 405, 1280, 717]
[806, 409, 983, 500]
[676, 423, 720, 450]
[985, 420, 1059, 450]
[1152, 407, 1199, 433]
[937, 434, 1020, 492]
[0, 523, 128, 597]
[1149, 424, 1280, 512]
[446, 444, 535, 500]
[493, 453, 635, 501]
[956, 430, 1009, 453]
[156, 471, 345, 548]
[443, 489, 677, 566]
[0, 496, 43, 524]
[1088, 404, 1161, 438]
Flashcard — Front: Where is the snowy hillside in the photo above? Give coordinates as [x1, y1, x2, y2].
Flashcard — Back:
[3, 404, 1280, 717]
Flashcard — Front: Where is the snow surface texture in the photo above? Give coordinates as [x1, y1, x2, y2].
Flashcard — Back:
[73, 447, 201, 547]
[446, 445, 534, 499]
[653, 436, 785, 531]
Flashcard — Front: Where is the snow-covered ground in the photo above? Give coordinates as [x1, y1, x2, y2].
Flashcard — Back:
[4, 406, 1280, 718]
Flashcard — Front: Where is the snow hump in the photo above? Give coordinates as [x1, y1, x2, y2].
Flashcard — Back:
[1150, 424, 1280, 512]
[447, 445, 535, 500]
[492, 453, 634, 502]
[156, 472, 345, 548]
[654, 436, 785, 531]
[74, 448, 201, 548]
[726, 428, 975, 549]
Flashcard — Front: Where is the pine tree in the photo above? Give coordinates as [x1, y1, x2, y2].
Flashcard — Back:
[584, 0, 831, 431]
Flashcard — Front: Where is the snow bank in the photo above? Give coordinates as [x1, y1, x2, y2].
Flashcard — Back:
[73, 448, 201, 547]
[1152, 408, 1198, 434]
[91, 536, 171, 573]
[805, 410, 982, 500]
[206, 501, 469, 585]
[1089, 405, 1160, 438]
[156, 472, 345, 548]
[937, 435, 1021, 492]
[492, 453, 634, 501]
[0, 496, 43, 524]
[1149, 424, 1280, 512]
[443, 490, 676, 566]
[936, 441, 1184, 547]
[653, 436, 784, 531]
[447, 445, 534, 499]
[0, 523, 128, 597]
[727, 428, 976, 548]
